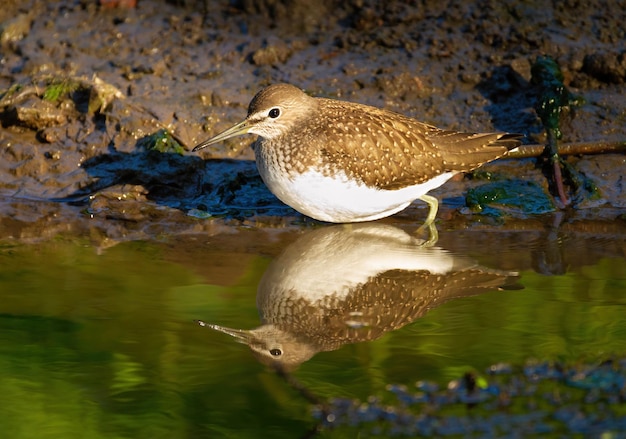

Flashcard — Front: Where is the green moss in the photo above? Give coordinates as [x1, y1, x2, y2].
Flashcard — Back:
[138, 129, 185, 154]
[0, 83, 23, 101]
[531, 56, 584, 139]
[466, 179, 555, 216]
[561, 159, 602, 201]
[42, 78, 81, 103]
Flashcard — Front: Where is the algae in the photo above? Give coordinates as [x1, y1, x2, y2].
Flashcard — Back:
[138, 128, 185, 155]
[531, 56, 586, 207]
[466, 179, 555, 216]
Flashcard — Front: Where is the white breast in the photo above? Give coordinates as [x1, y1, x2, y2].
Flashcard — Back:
[257, 164, 456, 223]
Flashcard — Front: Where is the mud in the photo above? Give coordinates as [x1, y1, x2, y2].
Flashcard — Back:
[0, 0, 625, 242]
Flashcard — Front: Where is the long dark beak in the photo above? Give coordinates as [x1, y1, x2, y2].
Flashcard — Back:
[192, 119, 252, 152]
[196, 320, 253, 343]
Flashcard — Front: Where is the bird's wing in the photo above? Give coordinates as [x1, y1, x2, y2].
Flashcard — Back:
[426, 130, 520, 171]
[315, 100, 518, 190]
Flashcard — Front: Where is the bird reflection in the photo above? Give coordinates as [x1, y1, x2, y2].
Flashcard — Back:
[199, 224, 518, 370]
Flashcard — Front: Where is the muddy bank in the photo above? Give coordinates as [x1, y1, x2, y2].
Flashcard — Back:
[0, 0, 624, 240]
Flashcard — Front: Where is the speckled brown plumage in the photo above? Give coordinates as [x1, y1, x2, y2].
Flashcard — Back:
[247, 85, 520, 190]
[317, 99, 518, 189]
[256, 267, 514, 351]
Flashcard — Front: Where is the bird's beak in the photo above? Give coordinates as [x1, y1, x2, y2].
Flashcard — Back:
[192, 119, 251, 152]
[196, 320, 253, 343]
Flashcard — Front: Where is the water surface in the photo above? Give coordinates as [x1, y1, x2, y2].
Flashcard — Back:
[0, 215, 625, 438]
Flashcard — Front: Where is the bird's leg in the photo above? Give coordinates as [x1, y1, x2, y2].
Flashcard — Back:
[418, 194, 439, 226]
[416, 221, 439, 246]
[415, 194, 440, 246]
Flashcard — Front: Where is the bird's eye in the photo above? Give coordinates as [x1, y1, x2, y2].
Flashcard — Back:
[269, 348, 282, 357]
[268, 108, 280, 118]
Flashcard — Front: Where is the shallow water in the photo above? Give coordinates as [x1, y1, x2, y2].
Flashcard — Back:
[0, 214, 625, 438]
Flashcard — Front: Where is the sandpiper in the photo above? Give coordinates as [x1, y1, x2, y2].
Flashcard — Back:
[197, 224, 519, 369]
[193, 84, 520, 224]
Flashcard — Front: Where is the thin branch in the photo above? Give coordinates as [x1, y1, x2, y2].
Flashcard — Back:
[508, 141, 625, 159]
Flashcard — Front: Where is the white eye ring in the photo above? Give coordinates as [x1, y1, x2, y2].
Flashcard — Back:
[268, 108, 280, 118]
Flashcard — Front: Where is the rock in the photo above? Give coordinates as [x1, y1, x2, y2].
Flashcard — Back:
[583, 51, 626, 84]
[0, 12, 32, 46]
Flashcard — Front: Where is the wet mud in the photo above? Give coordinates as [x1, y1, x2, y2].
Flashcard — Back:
[0, 0, 625, 243]
[1, 4, 626, 434]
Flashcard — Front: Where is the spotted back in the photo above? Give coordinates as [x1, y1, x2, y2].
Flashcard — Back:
[313, 99, 519, 190]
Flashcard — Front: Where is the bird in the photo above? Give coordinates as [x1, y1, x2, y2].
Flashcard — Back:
[193, 83, 521, 224]
[197, 224, 519, 370]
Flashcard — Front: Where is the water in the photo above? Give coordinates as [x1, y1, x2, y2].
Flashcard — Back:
[0, 215, 625, 438]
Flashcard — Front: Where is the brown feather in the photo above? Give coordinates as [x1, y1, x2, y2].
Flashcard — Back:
[308, 99, 520, 190]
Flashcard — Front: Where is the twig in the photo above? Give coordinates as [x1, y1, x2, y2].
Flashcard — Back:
[508, 141, 625, 159]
